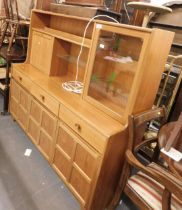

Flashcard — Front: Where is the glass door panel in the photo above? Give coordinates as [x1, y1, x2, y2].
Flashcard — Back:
[87, 29, 143, 115]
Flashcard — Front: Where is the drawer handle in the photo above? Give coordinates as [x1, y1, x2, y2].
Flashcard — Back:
[19, 76, 22, 81]
[40, 94, 45, 102]
[75, 123, 81, 132]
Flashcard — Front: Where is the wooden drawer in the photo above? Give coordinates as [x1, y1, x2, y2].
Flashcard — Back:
[59, 105, 106, 154]
[31, 83, 59, 116]
[12, 68, 32, 91]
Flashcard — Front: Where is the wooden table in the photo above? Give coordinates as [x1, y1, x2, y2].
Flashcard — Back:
[127, 2, 172, 27]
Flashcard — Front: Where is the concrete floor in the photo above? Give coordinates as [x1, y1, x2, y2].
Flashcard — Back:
[0, 94, 138, 210]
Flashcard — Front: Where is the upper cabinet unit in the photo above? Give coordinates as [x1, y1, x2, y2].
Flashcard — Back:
[83, 22, 174, 123]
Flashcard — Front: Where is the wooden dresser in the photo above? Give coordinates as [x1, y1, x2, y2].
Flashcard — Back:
[9, 10, 174, 210]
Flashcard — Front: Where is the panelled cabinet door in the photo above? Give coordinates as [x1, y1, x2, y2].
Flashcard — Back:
[83, 23, 149, 122]
[70, 141, 100, 205]
[18, 87, 30, 130]
[10, 79, 20, 119]
[10, 79, 30, 131]
[39, 109, 57, 159]
[53, 122, 76, 181]
[27, 98, 57, 161]
[53, 122, 100, 206]
[30, 31, 54, 75]
[27, 98, 42, 144]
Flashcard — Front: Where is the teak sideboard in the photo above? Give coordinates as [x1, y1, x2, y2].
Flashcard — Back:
[9, 10, 174, 210]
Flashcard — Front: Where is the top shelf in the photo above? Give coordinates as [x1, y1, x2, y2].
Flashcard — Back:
[32, 27, 92, 48]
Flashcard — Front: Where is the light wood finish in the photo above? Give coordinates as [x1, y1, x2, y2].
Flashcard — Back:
[59, 104, 106, 154]
[27, 97, 57, 162]
[9, 10, 174, 210]
[65, 0, 104, 7]
[10, 79, 30, 131]
[31, 82, 59, 116]
[83, 23, 174, 124]
[12, 67, 33, 91]
[53, 122, 101, 207]
[30, 30, 54, 74]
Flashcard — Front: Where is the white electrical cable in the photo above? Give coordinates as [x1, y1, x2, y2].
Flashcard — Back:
[124, 2, 130, 22]
[62, 15, 120, 94]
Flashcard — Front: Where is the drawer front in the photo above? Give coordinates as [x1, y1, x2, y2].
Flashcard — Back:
[59, 105, 106, 154]
[31, 84, 59, 116]
[12, 68, 32, 91]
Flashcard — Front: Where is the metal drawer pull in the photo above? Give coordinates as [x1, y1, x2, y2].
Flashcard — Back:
[19, 76, 22, 81]
[75, 123, 81, 132]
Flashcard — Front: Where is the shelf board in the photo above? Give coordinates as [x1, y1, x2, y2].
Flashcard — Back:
[32, 27, 91, 48]
[57, 55, 86, 68]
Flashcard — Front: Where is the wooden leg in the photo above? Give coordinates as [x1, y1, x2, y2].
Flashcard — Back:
[7, 24, 17, 53]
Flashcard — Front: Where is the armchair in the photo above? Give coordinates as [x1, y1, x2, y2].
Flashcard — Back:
[108, 107, 182, 210]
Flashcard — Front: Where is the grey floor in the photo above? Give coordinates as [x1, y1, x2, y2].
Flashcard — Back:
[0, 94, 138, 210]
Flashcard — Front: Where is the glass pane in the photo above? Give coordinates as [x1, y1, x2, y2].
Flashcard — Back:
[87, 30, 143, 114]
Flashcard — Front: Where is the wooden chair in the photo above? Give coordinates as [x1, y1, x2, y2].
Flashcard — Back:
[0, 0, 30, 114]
[108, 107, 182, 210]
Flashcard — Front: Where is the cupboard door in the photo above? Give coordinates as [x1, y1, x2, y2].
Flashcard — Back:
[18, 88, 30, 130]
[73, 143, 98, 179]
[39, 130, 52, 159]
[69, 167, 91, 204]
[30, 31, 42, 70]
[10, 79, 30, 130]
[27, 99, 42, 144]
[53, 123, 76, 181]
[39, 107, 57, 161]
[30, 31, 54, 75]
[53, 148, 72, 181]
[10, 79, 20, 119]
[70, 142, 100, 204]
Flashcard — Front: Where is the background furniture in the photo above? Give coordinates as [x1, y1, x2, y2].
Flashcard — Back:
[36, 0, 55, 11]
[65, 0, 105, 6]
[155, 55, 182, 118]
[9, 9, 173, 210]
[149, 1, 182, 121]
[0, 0, 30, 114]
[127, 1, 172, 27]
[109, 107, 182, 210]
